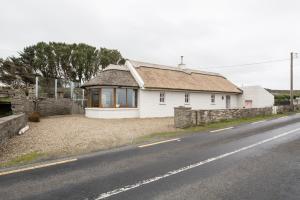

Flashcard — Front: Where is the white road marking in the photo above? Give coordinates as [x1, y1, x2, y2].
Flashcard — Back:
[138, 138, 181, 148]
[94, 128, 300, 200]
[210, 127, 233, 133]
[251, 120, 266, 124]
[0, 158, 77, 176]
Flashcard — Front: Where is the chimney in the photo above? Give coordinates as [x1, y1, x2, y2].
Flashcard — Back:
[178, 56, 186, 69]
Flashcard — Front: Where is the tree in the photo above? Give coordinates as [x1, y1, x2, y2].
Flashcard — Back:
[99, 48, 125, 68]
[13, 42, 125, 83]
[0, 57, 35, 88]
[1, 42, 125, 87]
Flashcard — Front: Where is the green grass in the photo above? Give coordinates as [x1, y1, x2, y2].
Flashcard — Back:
[0, 97, 11, 103]
[136, 113, 290, 143]
[0, 152, 45, 168]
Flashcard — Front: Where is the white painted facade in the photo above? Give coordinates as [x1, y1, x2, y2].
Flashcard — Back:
[240, 86, 274, 108]
[85, 89, 241, 119]
[84, 61, 243, 119]
[139, 90, 241, 118]
[85, 107, 140, 118]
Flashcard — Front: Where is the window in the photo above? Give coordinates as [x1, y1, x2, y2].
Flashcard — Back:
[185, 92, 190, 104]
[91, 89, 100, 107]
[127, 89, 137, 108]
[116, 88, 127, 108]
[159, 92, 165, 103]
[102, 88, 114, 108]
[211, 94, 215, 104]
[88, 87, 138, 108]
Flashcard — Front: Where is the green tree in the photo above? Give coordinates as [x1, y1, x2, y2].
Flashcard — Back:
[99, 47, 125, 68]
[0, 57, 35, 88]
[14, 42, 124, 83]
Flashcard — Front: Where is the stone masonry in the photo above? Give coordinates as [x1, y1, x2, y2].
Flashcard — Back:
[10, 88, 84, 117]
[174, 106, 273, 128]
[0, 114, 27, 148]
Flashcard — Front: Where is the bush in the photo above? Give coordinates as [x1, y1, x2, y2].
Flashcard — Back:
[28, 112, 40, 122]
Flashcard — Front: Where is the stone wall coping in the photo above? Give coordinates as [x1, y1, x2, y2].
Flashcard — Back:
[0, 113, 25, 123]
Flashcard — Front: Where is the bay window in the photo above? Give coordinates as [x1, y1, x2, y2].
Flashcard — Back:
[88, 87, 137, 108]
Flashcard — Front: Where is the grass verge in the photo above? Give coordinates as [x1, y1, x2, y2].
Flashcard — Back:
[0, 151, 45, 168]
[136, 113, 291, 143]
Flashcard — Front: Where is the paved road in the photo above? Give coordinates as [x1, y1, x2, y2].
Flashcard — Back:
[1, 115, 300, 200]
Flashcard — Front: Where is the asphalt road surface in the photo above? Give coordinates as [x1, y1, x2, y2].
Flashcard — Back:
[1, 114, 300, 200]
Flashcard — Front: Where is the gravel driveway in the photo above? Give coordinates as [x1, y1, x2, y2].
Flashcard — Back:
[0, 115, 176, 162]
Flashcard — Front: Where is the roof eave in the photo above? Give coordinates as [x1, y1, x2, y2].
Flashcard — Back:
[142, 87, 242, 94]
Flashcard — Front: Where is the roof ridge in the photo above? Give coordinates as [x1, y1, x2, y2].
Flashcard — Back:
[128, 59, 223, 77]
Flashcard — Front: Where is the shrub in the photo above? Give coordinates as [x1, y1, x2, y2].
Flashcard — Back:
[28, 112, 40, 122]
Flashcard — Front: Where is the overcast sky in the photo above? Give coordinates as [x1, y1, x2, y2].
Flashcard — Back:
[1, 0, 300, 89]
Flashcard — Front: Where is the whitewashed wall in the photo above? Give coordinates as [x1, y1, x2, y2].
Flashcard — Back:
[240, 86, 274, 108]
[85, 108, 139, 118]
[139, 90, 241, 118]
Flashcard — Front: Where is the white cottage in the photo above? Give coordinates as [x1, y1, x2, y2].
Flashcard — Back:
[82, 60, 243, 118]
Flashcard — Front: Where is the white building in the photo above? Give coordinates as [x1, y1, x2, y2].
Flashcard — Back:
[240, 86, 274, 108]
[82, 60, 244, 118]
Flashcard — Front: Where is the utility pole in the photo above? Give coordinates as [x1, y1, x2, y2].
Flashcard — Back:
[290, 52, 294, 110]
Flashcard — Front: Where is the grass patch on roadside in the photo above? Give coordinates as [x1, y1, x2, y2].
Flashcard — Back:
[0, 151, 45, 168]
[136, 113, 291, 143]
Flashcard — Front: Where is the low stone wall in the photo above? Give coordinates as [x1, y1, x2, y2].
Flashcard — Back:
[37, 98, 73, 117]
[174, 107, 193, 128]
[174, 106, 273, 128]
[10, 89, 84, 117]
[274, 105, 300, 114]
[0, 114, 27, 147]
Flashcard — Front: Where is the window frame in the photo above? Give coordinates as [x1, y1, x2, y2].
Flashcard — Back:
[211, 94, 216, 104]
[87, 87, 138, 108]
[90, 88, 100, 108]
[184, 92, 190, 104]
[159, 91, 165, 104]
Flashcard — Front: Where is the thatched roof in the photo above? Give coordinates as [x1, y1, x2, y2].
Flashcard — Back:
[130, 60, 242, 93]
[82, 61, 242, 94]
[82, 64, 138, 88]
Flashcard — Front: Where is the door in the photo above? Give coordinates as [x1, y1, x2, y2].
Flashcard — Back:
[226, 95, 231, 109]
[245, 100, 252, 108]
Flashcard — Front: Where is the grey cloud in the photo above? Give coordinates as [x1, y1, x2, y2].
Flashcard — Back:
[0, 0, 299, 89]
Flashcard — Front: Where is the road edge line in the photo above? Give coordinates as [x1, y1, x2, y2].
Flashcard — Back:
[0, 158, 78, 176]
[138, 138, 181, 148]
[210, 127, 234, 133]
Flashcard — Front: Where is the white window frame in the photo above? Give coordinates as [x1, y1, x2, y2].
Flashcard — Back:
[184, 92, 190, 104]
[211, 94, 216, 104]
[159, 91, 165, 104]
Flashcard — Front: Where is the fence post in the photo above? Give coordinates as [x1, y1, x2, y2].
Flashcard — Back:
[55, 79, 58, 99]
[70, 82, 74, 100]
[82, 89, 84, 107]
[35, 76, 39, 98]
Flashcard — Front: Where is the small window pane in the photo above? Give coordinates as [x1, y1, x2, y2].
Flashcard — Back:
[91, 89, 99, 107]
[102, 88, 114, 108]
[211, 94, 215, 103]
[160, 92, 165, 103]
[185, 93, 189, 103]
[127, 89, 137, 108]
[116, 88, 126, 108]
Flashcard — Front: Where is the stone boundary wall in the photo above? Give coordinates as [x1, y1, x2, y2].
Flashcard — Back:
[10, 89, 84, 117]
[174, 106, 273, 128]
[274, 105, 300, 114]
[0, 114, 27, 147]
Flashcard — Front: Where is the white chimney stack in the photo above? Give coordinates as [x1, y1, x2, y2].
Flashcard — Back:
[178, 56, 186, 69]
